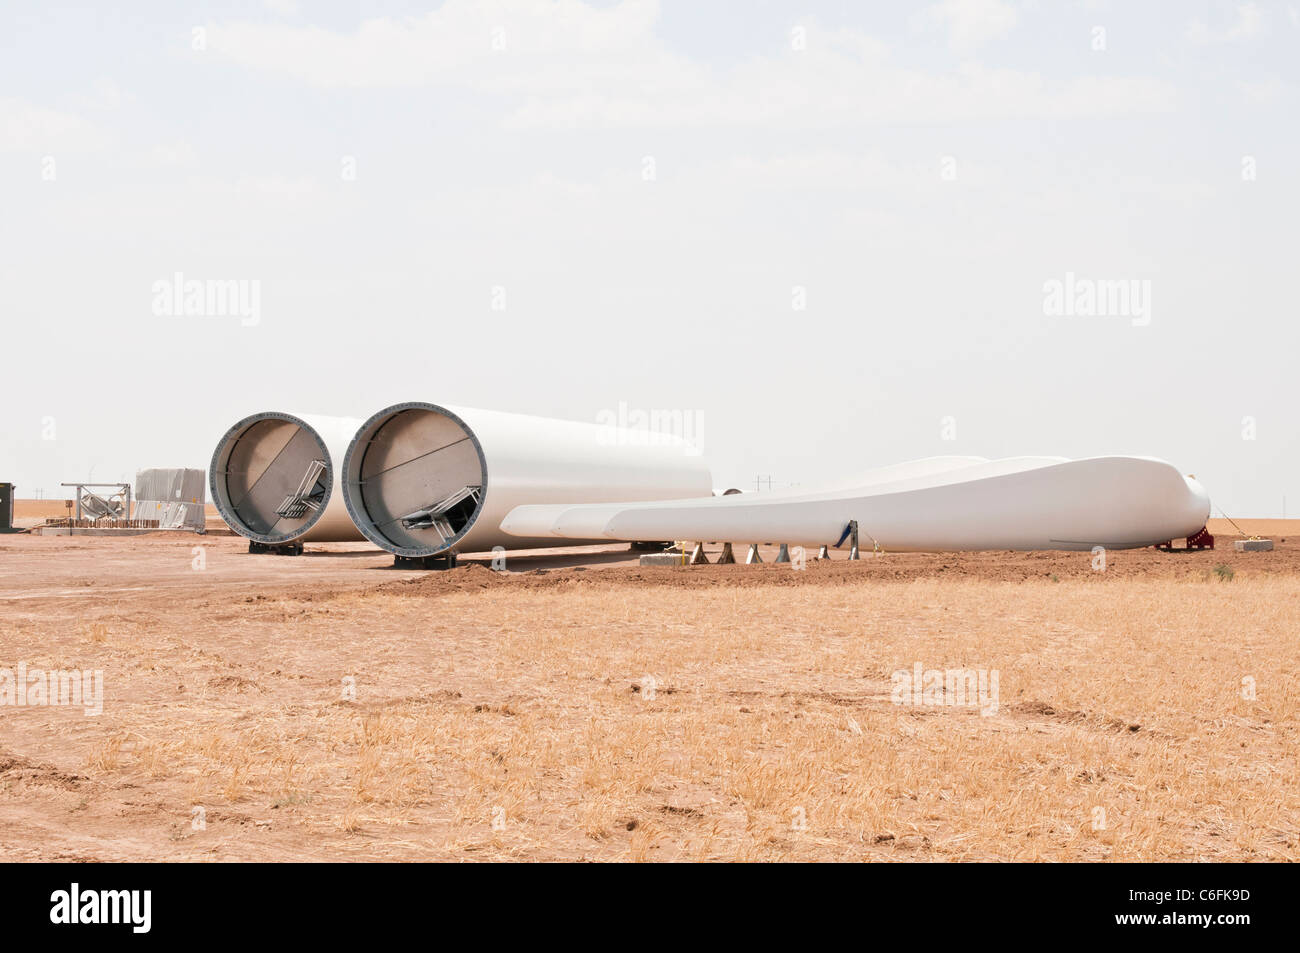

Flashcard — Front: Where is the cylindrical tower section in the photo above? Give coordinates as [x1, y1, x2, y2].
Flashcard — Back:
[210, 412, 364, 544]
[343, 402, 712, 557]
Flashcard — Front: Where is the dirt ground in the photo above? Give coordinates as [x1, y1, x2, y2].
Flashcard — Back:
[0, 528, 1296, 861]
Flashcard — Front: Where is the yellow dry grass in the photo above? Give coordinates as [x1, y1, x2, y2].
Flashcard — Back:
[4, 570, 1295, 861]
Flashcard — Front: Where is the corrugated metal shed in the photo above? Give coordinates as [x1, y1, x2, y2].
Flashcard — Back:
[134, 468, 206, 531]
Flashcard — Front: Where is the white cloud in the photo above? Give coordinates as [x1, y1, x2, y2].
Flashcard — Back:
[921, 0, 1019, 52]
[1237, 77, 1292, 104]
[201, 1, 1174, 128]
[1187, 2, 1265, 44]
[234, 175, 318, 198]
[205, 0, 662, 89]
[505, 62, 1176, 128]
[147, 140, 198, 167]
[1229, 2, 1265, 38]
[69, 77, 126, 111]
[0, 97, 103, 152]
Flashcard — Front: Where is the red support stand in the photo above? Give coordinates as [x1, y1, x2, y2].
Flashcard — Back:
[1154, 525, 1214, 551]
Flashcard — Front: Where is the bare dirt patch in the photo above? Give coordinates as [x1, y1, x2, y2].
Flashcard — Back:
[0, 533, 1295, 861]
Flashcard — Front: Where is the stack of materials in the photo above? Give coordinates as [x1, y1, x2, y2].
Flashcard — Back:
[134, 468, 207, 531]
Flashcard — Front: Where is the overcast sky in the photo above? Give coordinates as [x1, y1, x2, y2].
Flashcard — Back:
[2, 0, 1296, 516]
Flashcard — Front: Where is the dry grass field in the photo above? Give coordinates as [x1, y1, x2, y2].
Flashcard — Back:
[0, 530, 1296, 861]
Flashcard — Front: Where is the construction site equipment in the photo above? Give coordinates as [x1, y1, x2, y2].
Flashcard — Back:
[0, 483, 16, 533]
[134, 468, 207, 531]
[46, 518, 160, 529]
[61, 483, 131, 521]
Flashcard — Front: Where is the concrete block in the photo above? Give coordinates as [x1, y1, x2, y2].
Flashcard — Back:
[640, 553, 687, 567]
[1233, 539, 1274, 552]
